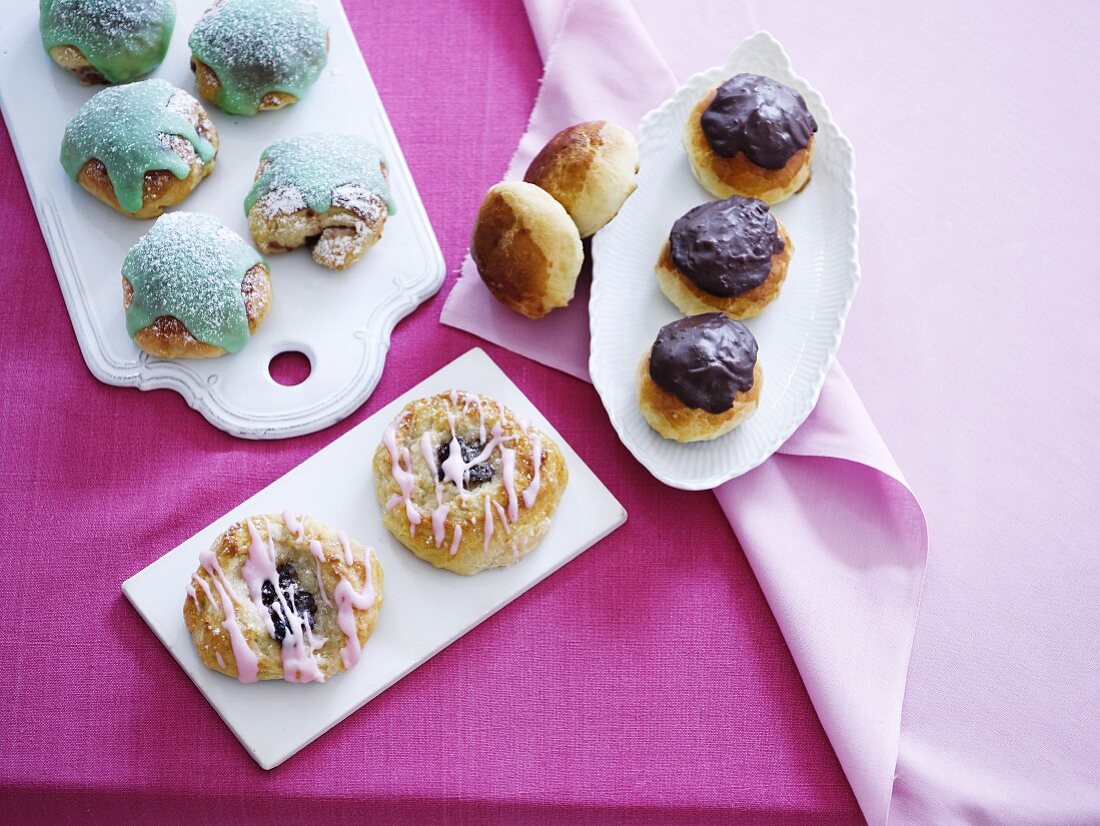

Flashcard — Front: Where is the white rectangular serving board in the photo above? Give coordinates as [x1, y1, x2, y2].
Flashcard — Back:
[123, 348, 627, 769]
[0, 0, 444, 439]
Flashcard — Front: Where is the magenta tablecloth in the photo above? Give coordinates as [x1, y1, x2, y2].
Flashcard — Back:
[0, 0, 859, 823]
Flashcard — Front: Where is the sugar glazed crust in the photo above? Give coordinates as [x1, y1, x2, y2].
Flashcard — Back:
[373, 391, 569, 575]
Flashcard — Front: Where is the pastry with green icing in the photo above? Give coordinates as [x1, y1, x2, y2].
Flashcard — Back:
[60, 78, 218, 219]
[245, 133, 395, 270]
[122, 212, 272, 358]
[188, 0, 329, 116]
[40, 0, 176, 86]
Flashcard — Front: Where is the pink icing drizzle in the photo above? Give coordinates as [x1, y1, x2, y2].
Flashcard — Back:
[191, 571, 215, 604]
[420, 432, 437, 477]
[283, 510, 305, 542]
[464, 394, 488, 443]
[383, 423, 423, 535]
[199, 549, 258, 684]
[338, 531, 353, 565]
[186, 583, 199, 611]
[492, 500, 511, 535]
[502, 447, 518, 522]
[205, 552, 239, 604]
[215, 651, 226, 670]
[450, 524, 463, 556]
[243, 519, 325, 684]
[335, 551, 377, 670]
[432, 504, 450, 548]
[308, 539, 332, 607]
[522, 436, 543, 509]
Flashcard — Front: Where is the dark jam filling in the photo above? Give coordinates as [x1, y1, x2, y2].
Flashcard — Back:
[437, 435, 494, 486]
[261, 563, 317, 643]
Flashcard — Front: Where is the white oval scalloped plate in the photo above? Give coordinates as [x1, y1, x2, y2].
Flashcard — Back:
[590, 32, 859, 490]
[0, 0, 444, 439]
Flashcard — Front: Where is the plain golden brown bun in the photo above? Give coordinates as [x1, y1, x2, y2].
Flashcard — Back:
[637, 349, 762, 442]
[684, 88, 812, 204]
[654, 221, 792, 319]
[47, 44, 107, 85]
[372, 390, 569, 575]
[183, 513, 383, 682]
[76, 92, 218, 219]
[122, 263, 272, 358]
[524, 120, 639, 238]
[191, 57, 299, 112]
[247, 160, 390, 271]
[471, 181, 583, 319]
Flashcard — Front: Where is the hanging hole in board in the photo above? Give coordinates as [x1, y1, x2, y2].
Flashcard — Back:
[269, 351, 312, 386]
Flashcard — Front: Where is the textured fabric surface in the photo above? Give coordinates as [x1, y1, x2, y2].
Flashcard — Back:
[0, 0, 860, 823]
[444, 0, 1100, 824]
[443, 2, 925, 821]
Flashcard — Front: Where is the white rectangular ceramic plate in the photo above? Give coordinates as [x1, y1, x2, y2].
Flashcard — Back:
[122, 347, 627, 769]
[0, 0, 444, 439]
[590, 32, 859, 490]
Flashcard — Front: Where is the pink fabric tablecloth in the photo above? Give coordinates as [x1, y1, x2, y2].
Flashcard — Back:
[0, 1, 859, 823]
[2, 1, 1098, 824]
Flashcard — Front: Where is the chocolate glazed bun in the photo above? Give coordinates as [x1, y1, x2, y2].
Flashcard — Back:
[655, 196, 792, 319]
[472, 181, 584, 319]
[524, 121, 639, 238]
[684, 73, 817, 204]
[637, 313, 762, 442]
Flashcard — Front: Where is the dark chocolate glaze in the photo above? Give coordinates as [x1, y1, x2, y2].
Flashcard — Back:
[648, 313, 758, 414]
[700, 73, 817, 169]
[669, 196, 783, 297]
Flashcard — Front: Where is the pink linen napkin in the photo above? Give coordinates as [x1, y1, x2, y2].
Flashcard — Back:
[440, 1, 927, 823]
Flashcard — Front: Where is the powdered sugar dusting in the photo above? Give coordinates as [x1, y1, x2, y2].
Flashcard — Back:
[187, 0, 328, 116]
[60, 79, 215, 213]
[40, 0, 176, 84]
[244, 132, 394, 220]
[123, 211, 264, 353]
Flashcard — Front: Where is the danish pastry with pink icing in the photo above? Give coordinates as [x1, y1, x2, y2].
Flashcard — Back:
[372, 391, 568, 575]
[183, 512, 383, 683]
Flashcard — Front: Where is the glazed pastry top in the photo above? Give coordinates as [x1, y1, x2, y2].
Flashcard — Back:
[244, 132, 395, 219]
[186, 513, 380, 683]
[378, 390, 564, 561]
[122, 212, 263, 353]
[649, 313, 758, 413]
[188, 0, 329, 116]
[700, 73, 817, 169]
[669, 196, 783, 297]
[60, 79, 215, 213]
[40, 0, 176, 84]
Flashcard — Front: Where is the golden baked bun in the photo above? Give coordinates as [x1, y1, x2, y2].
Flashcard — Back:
[471, 181, 583, 319]
[191, 57, 299, 112]
[373, 390, 569, 575]
[637, 314, 762, 442]
[123, 263, 272, 358]
[245, 134, 394, 271]
[121, 212, 272, 359]
[683, 75, 817, 204]
[66, 87, 218, 220]
[655, 221, 792, 319]
[524, 120, 639, 238]
[47, 45, 109, 85]
[184, 513, 384, 683]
